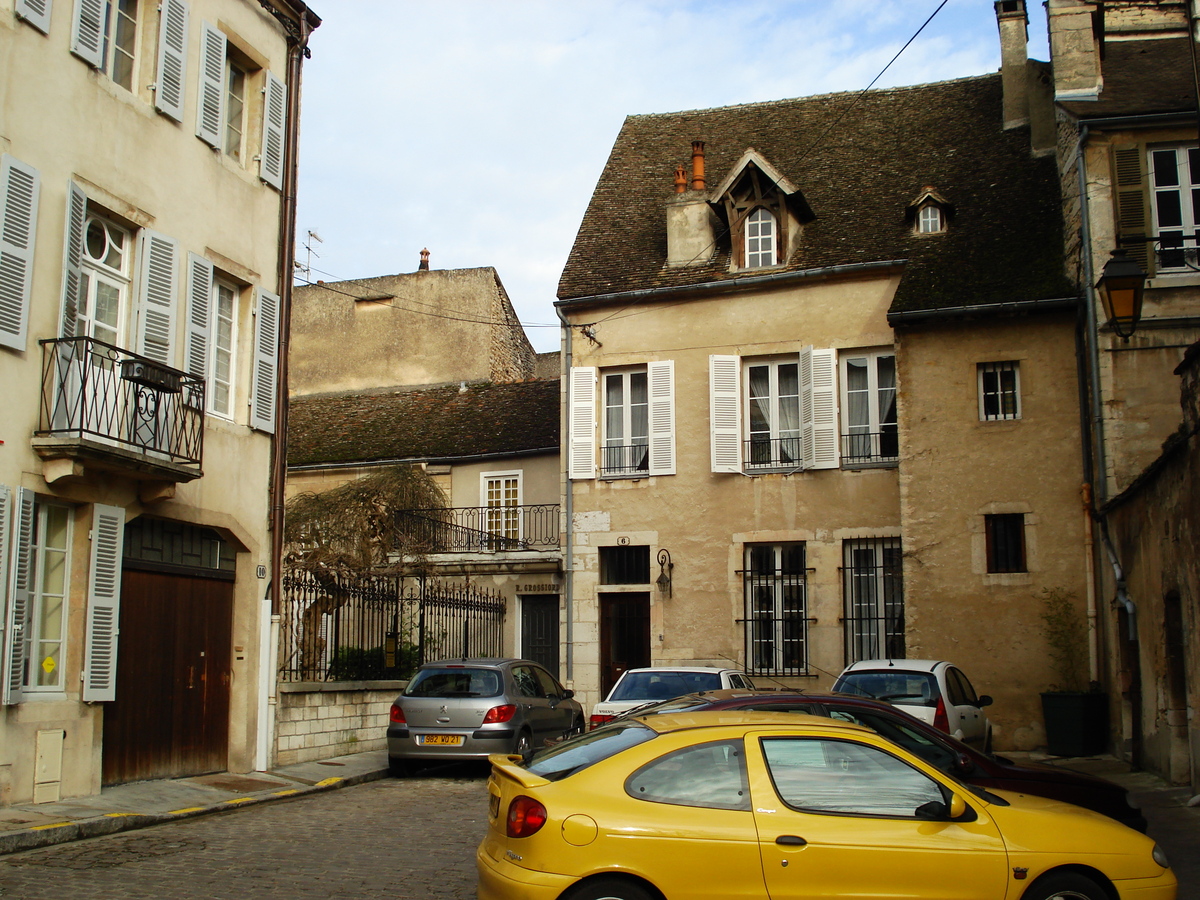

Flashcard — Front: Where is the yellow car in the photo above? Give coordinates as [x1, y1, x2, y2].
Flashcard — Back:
[478, 712, 1175, 900]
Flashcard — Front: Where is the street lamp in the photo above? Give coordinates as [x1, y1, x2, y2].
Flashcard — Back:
[1095, 249, 1147, 340]
[656, 549, 673, 598]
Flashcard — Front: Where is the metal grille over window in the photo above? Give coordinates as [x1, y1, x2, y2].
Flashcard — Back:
[985, 514, 1026, 573]
[978, 361, 1020, 421]
[600, 545, 650, 584]
[743, 543, 808, 676]
[842, 537, 904, 665]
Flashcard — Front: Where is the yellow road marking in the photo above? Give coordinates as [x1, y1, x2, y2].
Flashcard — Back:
[30, 823, 72, 831]
[315, 777, 342, 787]
[168, 807, 206, 815]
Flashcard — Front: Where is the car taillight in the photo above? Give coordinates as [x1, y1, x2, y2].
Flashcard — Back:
[589, 714, 614, 729]
[483, 704, 517, 724]
[389, 703, 406, 724]
[507, 795, 547, 837]
[933, 697, 949, 733]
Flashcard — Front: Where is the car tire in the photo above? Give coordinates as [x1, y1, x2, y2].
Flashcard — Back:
[388, 757, 416, 778]
[514, 730, 533, 759]
[1022, 871, 1108, 900]
[566, 876, 656, 900]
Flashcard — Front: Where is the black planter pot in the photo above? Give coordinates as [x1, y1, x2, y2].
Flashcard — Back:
[1041, 691, 1109, 757]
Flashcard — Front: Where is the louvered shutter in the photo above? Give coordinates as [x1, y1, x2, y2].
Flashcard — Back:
[185, 253, 213, 384]
[154, 0, 190, 122]
[136, 230, 179, 365]
[1111, 143, 1154, 277]
[809, 348, 839, 469]
[0, 488, 11, 701]
[16, 0, 52, 33]
[82, 503, 123, 702]
[709, 355, 742, 473]
[60, 182, 87, 338]
[0, 156, 40, 352]
[646, 360, 676, 476]
[2, 488, 34, 706]
[195, 21, 226, 148]
[568, 366, 597, 480]
[250, 288, 279, 433]
[70, 0, 104, 67]
[260, 71, 288, 190]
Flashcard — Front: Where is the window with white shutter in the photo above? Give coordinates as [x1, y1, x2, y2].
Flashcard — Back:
[154, 0, 190, 122]
[73, 0, 137, 89]
[2, 488, 35, 705]
[71, 0, 105, 67]
[196, 21, 227, 148]
[59, 183, 87, 339]
[250, 288, 279, 433]
[646, 360, 675, 476]
[136, 230, 179, 366]
[709, 354, 742, 473]
[82, 504, 123, 702]
[185, 253, 213, 383]
[568, 366, 597, 480]
[16, 0, 52, 33]
[0, 156, 40, 352]
[260, 71, 288, 190]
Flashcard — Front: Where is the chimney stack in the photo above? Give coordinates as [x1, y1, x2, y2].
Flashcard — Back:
[418, 248, 430, 271]
[674, 164, 687, 194]
[691, 141, 706, 191]
[667, 141, 718, 267]
[995, 0, 1030, 129]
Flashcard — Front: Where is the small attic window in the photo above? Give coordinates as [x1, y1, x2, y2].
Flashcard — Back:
[917, 204, 945, 234]
[908, 186, 952, 236]
[746, 207, 778, 267]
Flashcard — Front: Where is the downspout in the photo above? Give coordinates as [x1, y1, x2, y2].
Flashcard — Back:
[556, 305, 574, 682]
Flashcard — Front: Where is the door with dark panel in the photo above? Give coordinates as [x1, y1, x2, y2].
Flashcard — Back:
[599, 592, 650, 698]
[520, 595, 560, 675]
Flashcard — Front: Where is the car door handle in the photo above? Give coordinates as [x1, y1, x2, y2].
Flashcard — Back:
[775, 835, 807, 846]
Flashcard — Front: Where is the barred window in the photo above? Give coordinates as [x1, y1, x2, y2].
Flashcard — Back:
[600, 545, 650, 584]
[978, 361, 1020, 421]
[842, 538, 904, 665]
[744, 543, 807, 676]
[985, 514, 1026, 573]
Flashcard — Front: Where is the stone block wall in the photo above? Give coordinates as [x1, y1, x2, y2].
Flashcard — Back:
[275, 682, 403, 765]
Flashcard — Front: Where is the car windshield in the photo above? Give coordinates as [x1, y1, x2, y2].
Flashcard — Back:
[834, 671, 939, 707]
[609, 671, 722, 701]
[524, 721, 657, 781]
[404, 667, 502, 698]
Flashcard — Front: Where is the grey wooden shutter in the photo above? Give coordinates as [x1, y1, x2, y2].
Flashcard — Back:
[709, 354, 742, 473]
[185, 253, 213, 381]
[568, 366, 597, 479]
[260, 71, 287, 190]
[82, 503, 123, 702]
[154, 0, 190, 122]
[1111, 143, 1154, 277]
[646, 360, 675, 476]
[70, 0, 104, 67]
[2, 488, 34, 706]
[250, 288, 279, 433]
[195, 21, 226, 148]
[16, 0, 52, 34]
[0, 487, 10, 701]
[60, 182, 87, 338]
[0, 156, 40, 352]
[136, 230, 179, 365]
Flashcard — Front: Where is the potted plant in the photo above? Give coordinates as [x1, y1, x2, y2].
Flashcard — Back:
[1039, 587, 1108, 756]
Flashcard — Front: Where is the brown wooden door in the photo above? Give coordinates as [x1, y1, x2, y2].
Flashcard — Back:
[599, 592, 650, 698]
[102, 570, 233, 785]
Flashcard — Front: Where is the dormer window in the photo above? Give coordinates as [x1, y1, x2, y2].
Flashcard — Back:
[908, 186, 952, 236]
[746, 208, 777, 268]
[918, 204, 944, 234]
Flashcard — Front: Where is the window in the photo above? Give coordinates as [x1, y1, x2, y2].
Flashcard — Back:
[744, 543, 807, 675]
[746, 358, 800, 469]
[225, 60, 248, 161]
[626, 740, 750, 810]
[841, 351, 897, 464]
[978, 361, 1020, 421]
[208, 278, 237, 416]
[602, 369, 648, 476]
[985, 514, 1025, 573]
[600, 545, 650, 584]
[77, 214, 132, 346]
[72, 0, 139, 90]
[482, 471, 521, 549]
[745, 207, 777, 268]
[843, 538, 904, 664]
[24, 503, 72, 692]
[1149, 145, 1199, 271]
[917, 204, 945, 234]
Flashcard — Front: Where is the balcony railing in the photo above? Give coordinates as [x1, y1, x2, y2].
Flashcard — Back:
[37, 337, 205, 471]
[841, 430, 899, 466]
[395, 505, 560, 553]
[744, 435, 802, 470]
[600, 442, 649, 477]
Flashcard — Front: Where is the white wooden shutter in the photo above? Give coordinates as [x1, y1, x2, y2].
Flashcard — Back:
[0, 487, 11, 702]
[568, 366, 597, 480]
[2, 488, 34, 706]
[250, 287, 279, 433]
[82, 503, 123, 702]
[260, 70, 288, 190]
[709, 355, 742, 473]
[16, 0, 52, 34]
[136, 230, 179, 365]
[70, 0, 104, 67]
[800, 347, 839, 470]
[0, 156, 40, 352]
[646, 360, 675, 476]
[185, 253, 213, 381]
[60, 182, 87, 339]
[154, 0, 190, 122]
[195, 21, 226, 148]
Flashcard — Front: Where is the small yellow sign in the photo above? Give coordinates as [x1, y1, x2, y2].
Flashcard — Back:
[41, 656, 56, 675]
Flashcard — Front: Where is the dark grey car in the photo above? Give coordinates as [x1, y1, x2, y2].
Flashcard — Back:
[386, 658, 583, 775]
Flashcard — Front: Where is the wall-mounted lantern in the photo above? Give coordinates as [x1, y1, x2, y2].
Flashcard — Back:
[1096, 249, 1147, 340]
[656, 549, 673, 598]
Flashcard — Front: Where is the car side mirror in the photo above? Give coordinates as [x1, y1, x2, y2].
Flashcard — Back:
[948, 793, 968, 819]
[952, 752, 973, 775]
[562, 689, 575, 700]
[916, 792, 969, 821]
[976, 695, 993, 708]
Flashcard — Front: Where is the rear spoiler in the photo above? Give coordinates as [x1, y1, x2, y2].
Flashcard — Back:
[488, 755, 552, 788]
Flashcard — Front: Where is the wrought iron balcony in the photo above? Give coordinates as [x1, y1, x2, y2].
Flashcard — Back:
[34, 337, 205, 481]
[743, 435, 802, 470]
[600, 442, 649, 477]
[841, 430, 899, 467]
[395, 505, 560, 554]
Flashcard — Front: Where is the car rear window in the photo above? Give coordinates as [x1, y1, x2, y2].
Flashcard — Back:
[524, 721, 656, 781]
[609, 671, 723, 701]
[833, 671, 939, 708]
[404, 667, 501, 698]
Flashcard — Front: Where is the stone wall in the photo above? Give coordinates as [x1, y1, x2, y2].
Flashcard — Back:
[275, 682, 403, 766]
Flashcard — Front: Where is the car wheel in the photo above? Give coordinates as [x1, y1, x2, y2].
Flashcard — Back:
[514, 730, 533, 759]
[566, 876, 656, 900]
[1022, 872, 1108, 900]
[388, 757, 416, 778]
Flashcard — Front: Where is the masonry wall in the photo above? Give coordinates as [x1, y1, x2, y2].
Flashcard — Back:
[275, 684, 401, 765]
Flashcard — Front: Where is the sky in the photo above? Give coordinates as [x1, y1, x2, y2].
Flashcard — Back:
[294, 1, 1050, 353]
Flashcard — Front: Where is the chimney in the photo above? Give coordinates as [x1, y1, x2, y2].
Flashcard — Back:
[418, 248, 430, 271]
[995, 0, 1030, 129]
[674, 164, 687, 194]
[667, 141, 718, 267]
[691, 141, 706, 191]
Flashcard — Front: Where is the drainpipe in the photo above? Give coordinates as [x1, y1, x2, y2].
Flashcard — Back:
[556, 305, 574, 681]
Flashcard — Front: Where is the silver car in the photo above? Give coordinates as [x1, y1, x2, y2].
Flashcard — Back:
[387, 658, 583, 775]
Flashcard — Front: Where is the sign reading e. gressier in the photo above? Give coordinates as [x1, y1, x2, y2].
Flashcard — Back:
[517, 583, 561, 594]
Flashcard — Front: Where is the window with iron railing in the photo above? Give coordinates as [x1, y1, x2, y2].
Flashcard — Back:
[841, 350, 897, 466]
[742, 543, 808, 676]
[842, 537, 904, 665]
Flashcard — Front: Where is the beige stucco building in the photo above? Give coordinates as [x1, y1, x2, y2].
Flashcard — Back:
[0, 0, 318, 805]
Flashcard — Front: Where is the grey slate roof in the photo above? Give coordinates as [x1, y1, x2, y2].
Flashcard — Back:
[1059, 38, 1196, 119]
[287, 379, 560, 468]
[557, 74, 1075, 316]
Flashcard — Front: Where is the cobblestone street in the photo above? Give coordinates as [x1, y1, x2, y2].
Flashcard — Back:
[0, 771, 488, 900]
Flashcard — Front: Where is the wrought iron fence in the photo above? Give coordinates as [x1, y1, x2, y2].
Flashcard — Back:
[744, 436, 802, 470]
[279, 568, 507, 682]
[741, 565, 810, 677]
[600, 443, 648, 476]
[394, 505, 559, 553]
[37, 337, 204, 468]
[842, 537, 905, 664]
[841, 430, 899, 466]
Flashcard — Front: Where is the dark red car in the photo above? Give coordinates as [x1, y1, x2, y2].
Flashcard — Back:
[623, 688, 1147, 832]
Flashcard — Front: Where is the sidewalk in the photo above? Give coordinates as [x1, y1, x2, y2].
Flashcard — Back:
[0, 749, 391, 856]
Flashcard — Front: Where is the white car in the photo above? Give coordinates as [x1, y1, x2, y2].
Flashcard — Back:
[589, 666, 754, 728]
[832, 658, 994, 751]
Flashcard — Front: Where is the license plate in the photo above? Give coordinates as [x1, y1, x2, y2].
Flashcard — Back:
[419, 734, 464, 746]
[488, 792, 500, 819]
